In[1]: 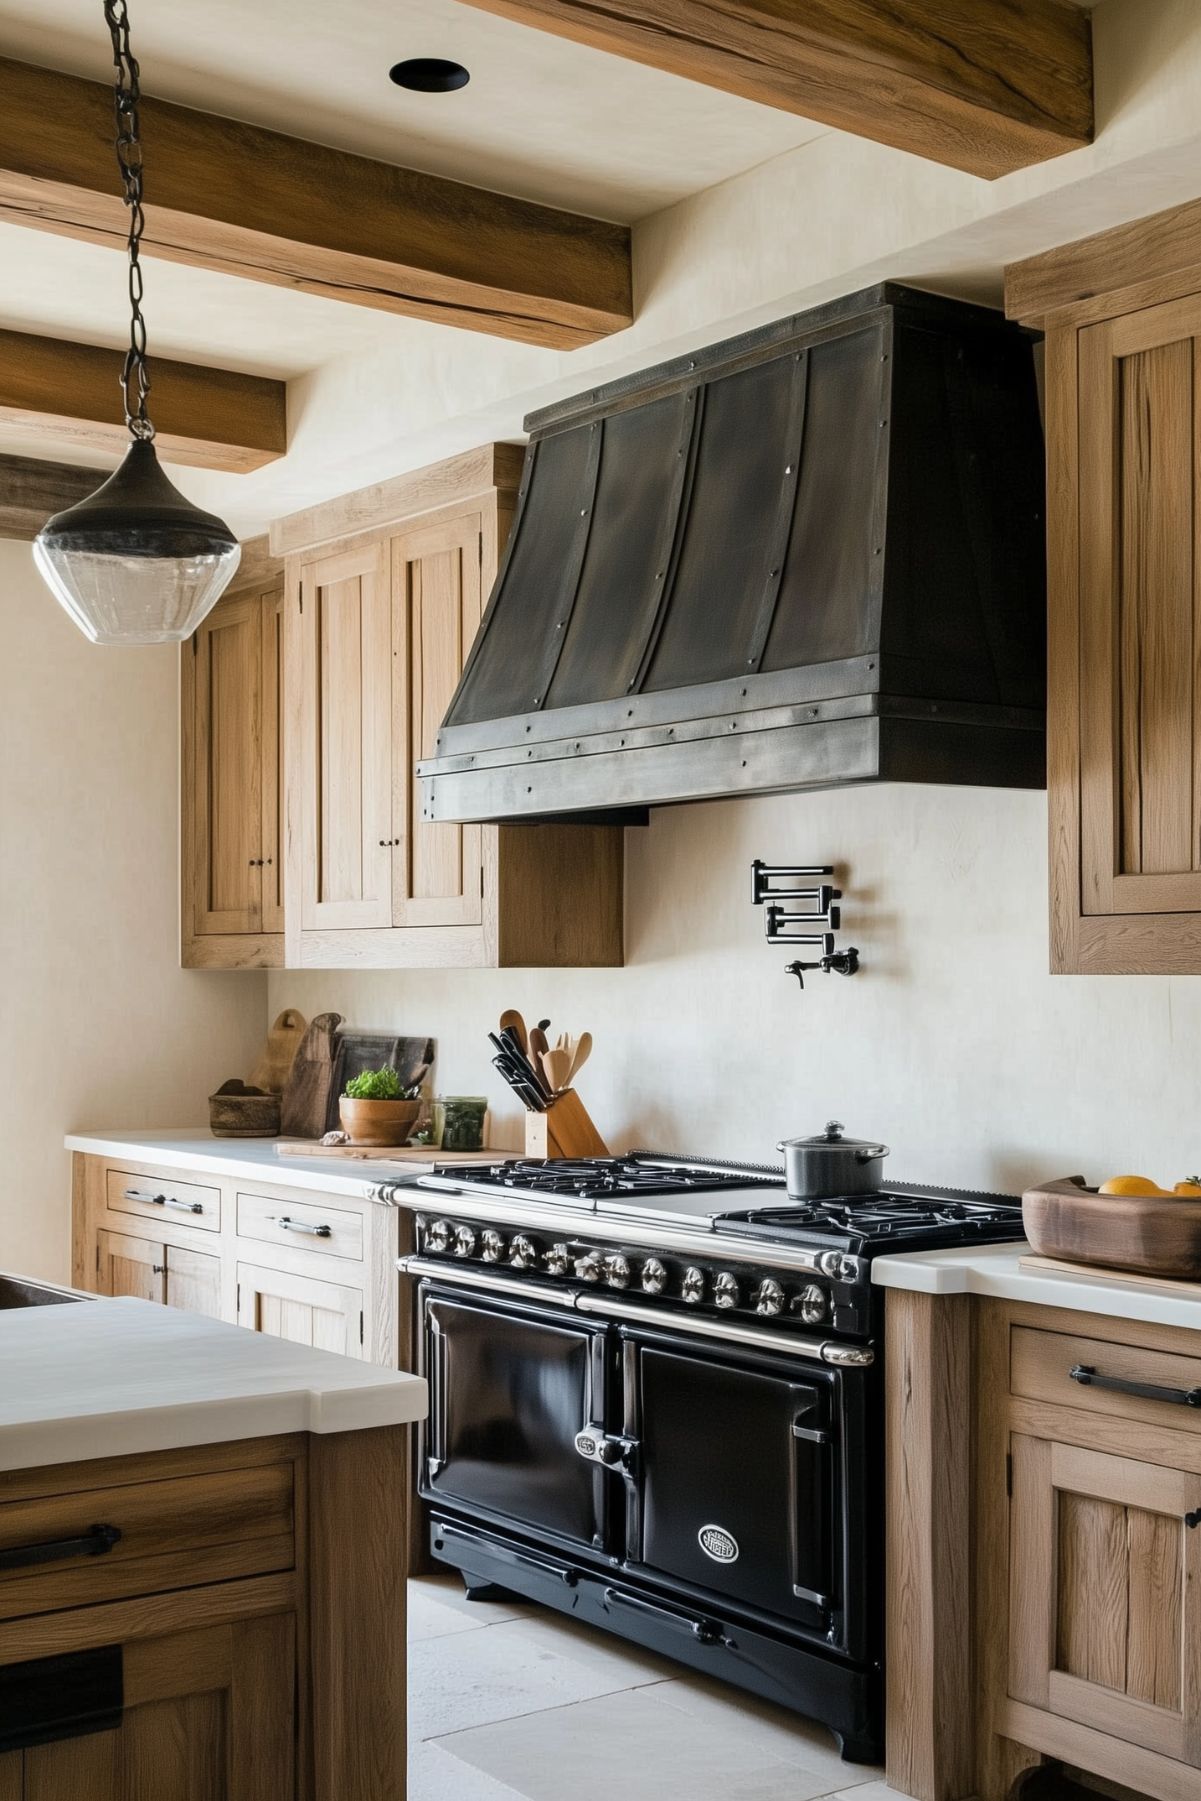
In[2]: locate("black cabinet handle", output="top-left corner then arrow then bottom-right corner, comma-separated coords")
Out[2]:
1069,1363 -> 1201,1408
275,1216 -> 332,1238
0,1524 -> 121,1572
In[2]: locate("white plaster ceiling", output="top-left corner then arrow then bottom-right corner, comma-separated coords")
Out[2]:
0,0 -> 828,222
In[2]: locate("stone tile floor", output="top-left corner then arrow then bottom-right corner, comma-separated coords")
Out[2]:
407,1576 -> 908,1801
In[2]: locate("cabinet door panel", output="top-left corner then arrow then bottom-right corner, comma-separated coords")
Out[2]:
1009,1432 -> 1201,1765
97,1230 -> 165,1305
260,589 -> 285,935
393,515 -> 483,928
22,1617 -> 294,1801
1079,298 -> 1201,917
298,541 -> 392,930
164,1245 -> 222,1319
237,1261 -> 365,1359
193,594 -> 263,934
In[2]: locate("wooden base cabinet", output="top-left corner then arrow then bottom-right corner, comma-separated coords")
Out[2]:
274,443 -> 624,970
0,1429 -> 408,1800
74,1156 -> 399,1371
976,1299 -> 1201,1800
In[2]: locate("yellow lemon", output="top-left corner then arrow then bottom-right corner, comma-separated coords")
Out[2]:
1174,1180 -> 1201,1197
1098,1175 -> 1166,1197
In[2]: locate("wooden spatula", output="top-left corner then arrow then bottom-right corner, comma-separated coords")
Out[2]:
567,1031 -> 593,1084
499,1010 -> 528,1055
540,1048 -> 574,1094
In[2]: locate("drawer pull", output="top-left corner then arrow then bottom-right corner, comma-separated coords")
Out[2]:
1069,1363 -> 1201,1408
124,1188 -> 203,1216
275,1216 -> 332,1238
1187,1509 -> 1201,1530
0,1523 -> 122,1572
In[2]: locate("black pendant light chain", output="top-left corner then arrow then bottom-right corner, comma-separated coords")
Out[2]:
104,0 -> 154,441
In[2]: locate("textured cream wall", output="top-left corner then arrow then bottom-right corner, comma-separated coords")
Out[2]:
0,539 -> 267,1280
269,782 -> 1201,1196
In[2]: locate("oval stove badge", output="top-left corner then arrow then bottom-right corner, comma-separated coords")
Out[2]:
698,1524 -> 739,1565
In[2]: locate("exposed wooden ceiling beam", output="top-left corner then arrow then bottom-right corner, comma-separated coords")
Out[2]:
0,329 -> 287,472
453,0 -> 1093,180
0,57 -> 631,351
0,453 -> 103,539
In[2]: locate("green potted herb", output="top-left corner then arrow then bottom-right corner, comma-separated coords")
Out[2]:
338,1067 -> 423,1146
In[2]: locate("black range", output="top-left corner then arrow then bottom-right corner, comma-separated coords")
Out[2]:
392,1148 -> 1025,1765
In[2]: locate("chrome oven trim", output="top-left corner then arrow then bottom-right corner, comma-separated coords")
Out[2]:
399,1256 -> 873,1367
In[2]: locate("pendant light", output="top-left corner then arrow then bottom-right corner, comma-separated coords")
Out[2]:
33,0 -> 240,644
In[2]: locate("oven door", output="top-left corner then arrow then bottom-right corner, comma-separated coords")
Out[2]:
418,1280 -> 611,1556
615,1323 -> 872,1660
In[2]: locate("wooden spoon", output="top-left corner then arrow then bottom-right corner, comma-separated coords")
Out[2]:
567,1032 -> 593,1084
499,1010 -> 528,1055
527,1027 -> 553,1097
540,1048 -> 574,1094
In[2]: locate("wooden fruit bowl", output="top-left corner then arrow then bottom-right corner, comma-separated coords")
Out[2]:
1023,1176 -> 1201,1279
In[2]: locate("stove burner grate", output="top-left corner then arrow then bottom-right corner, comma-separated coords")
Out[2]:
430,1156 -> 766,1201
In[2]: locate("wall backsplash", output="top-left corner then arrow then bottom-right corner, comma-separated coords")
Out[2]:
268,781 -> 1201,1195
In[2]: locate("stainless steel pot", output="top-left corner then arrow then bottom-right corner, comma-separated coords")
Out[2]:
777,1121 -> 890,1199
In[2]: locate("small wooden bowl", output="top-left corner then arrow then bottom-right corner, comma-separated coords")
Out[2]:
209,1081 -> 281,1138
338,1097 -> 421,1147
1023,1176 -> 1201,1279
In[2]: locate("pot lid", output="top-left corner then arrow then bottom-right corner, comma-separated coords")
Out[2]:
777,1120 -> 890,1155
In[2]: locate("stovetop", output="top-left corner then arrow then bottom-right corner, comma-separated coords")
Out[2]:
418,1154 -> 1024,1252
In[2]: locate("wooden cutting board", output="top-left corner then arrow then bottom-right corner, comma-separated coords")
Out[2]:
274,1141 -> 503,1164
1019,1253 -> 1201,1296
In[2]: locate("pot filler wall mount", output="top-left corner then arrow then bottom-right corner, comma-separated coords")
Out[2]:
752,858 -> 860,991
417,282 -> 1046,825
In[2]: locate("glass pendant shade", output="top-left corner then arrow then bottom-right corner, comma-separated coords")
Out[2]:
33,439 -> 241,645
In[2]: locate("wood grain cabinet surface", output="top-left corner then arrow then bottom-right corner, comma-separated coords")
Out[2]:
976,1298 -> 1201,1801
180,538 -> 285,971
1008,206 -> 1201,972
276,442 -> 624,970
0,1428 -> 408,1800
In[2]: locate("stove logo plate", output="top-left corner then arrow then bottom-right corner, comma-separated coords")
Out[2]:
698,1524 -> 739,1565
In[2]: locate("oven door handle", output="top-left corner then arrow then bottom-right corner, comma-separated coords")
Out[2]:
575,1293 -> 874,1367
400,1256 -> 578,1310
426,1313 -> 449,1481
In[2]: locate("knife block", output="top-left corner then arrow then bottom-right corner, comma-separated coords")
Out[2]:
525,1089 -> 609,1160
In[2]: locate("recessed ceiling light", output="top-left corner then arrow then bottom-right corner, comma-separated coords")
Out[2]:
389,58 -> 470,93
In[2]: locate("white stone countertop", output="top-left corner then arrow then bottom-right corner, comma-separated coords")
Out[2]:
873,1242 -> 1201,1334
64,1129 -> 437,1200
0,1289 -> 427,1473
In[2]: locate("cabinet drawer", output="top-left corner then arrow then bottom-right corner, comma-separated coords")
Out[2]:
1011,1325 -> 1201,1431
0,1461 -> 294,1621
236,1190 -> 364,1261
106,1168 -> 221,1232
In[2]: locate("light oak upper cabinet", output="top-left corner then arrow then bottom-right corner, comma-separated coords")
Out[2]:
180,538 -> 285,969
274,443 -> 624,970
1008,206 -> 1201,972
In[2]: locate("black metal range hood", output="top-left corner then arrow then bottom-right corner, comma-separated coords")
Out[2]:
419,284 -> 1046,824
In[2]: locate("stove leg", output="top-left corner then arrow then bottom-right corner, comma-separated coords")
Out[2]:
460,1570 -> 516,1604
836,1732 -> 883,1766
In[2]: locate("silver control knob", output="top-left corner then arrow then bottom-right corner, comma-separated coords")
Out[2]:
574,1252 -> 604,1283
509,1234 -> 538,1270
640,1257 -> 668,1295
797,1283 -> 828,1325
452,1224 -> 476,1258
713,1272 -> 740,1310
681,1266 -> 705,1304
755,1278 -> 785,1317
480,1228 -> 505,1263
424,1219 -> 452,1254
604,1254 -> 631,1289
544,1242 -> 571,1276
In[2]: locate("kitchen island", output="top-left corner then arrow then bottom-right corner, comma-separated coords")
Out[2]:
0,1280 -> 425,1799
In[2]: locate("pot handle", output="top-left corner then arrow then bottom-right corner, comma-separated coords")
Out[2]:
855,1145 -> 889,1163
